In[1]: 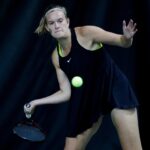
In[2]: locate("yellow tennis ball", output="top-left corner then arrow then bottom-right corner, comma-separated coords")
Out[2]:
71,76 -> 83,88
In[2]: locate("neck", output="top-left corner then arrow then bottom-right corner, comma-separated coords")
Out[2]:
57,29 -> 71,52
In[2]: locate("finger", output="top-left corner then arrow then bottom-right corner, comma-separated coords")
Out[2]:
123,20 -> 126,27
133,23 -> 137,31
122,20 -> 127,31
130,19 -> 133,23
24,103 -> 31,114
128,19 -> 134,28
130,29 -> 138,37
133,29 -> 138,35
25,113 -> 32,119
25,103 -> 31,108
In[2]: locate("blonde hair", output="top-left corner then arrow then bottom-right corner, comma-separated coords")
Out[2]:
35,5 -> 67,35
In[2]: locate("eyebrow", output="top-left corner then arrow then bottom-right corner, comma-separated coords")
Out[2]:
47,17 -> 63,23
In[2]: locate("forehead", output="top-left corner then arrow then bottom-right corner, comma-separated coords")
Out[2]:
46,10 -> 66,21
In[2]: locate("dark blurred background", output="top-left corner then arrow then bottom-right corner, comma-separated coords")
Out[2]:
0,0 -> 149,149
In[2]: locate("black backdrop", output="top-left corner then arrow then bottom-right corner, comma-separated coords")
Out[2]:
0,0 -> 149,149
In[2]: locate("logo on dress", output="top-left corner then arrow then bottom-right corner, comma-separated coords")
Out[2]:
67,58 -> 71,63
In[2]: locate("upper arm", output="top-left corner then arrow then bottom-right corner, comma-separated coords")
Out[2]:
51,49 -> 71,91
77,26 -> 123,47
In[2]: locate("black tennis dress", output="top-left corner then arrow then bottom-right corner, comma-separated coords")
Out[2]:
57,28 -> 139,137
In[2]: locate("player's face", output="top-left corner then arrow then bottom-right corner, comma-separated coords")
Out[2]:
45,10 -> 70,39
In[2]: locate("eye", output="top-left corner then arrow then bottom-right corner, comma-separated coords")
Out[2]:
48,22 -> 54,25
58,19 -> 63,23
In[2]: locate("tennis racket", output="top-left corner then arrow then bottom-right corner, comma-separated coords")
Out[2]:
13,104 -> 46,142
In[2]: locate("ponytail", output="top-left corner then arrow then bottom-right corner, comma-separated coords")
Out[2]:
34,16 -> 47,35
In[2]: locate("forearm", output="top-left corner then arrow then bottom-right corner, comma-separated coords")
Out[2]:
31,90 -> 70,107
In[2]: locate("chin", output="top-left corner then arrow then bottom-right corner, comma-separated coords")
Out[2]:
54,33 -> 66,39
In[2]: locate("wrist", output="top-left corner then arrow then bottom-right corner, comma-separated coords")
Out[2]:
30,100 -> 39,107
121,35 -> 133,47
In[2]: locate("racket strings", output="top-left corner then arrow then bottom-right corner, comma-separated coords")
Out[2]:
13,121 -> 46,142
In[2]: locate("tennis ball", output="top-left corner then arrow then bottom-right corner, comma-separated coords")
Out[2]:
71,76 -> 83,88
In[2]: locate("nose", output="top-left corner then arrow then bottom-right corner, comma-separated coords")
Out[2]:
54,22 -> 59,28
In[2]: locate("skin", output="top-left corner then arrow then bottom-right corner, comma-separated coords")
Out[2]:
24,9 -> 142,150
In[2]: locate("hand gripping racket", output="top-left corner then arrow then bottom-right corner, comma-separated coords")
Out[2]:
13,104 -> 46,142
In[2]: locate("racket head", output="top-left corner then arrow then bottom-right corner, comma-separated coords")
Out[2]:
13,120 -> 46,142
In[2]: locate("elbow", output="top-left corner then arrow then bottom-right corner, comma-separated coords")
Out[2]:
65,93 -> 71,101
61,86 -> 71,101
60,80 -> 71,101
64,88 -> 71,101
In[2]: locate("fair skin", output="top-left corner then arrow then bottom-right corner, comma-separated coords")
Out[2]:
24,8 -> 142,150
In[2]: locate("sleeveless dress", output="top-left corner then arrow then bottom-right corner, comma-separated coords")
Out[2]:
57,29 -> 139,137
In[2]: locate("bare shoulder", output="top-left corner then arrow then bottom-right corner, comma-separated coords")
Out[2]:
75,26 -> 106,42
75,26 -> 104,36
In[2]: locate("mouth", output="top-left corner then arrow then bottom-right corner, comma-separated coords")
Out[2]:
55,30 -> 62,33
